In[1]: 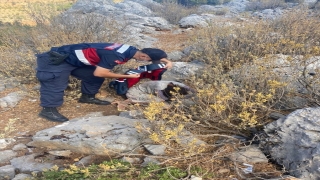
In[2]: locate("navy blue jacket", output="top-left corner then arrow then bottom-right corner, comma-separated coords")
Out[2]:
50,43 -> 138,69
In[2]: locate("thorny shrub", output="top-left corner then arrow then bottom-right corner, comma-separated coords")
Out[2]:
190,9 -> 320,67
187,9 -> 320,71
144,1 -> 198,24
134,9 -> 320,178
184,8 -> 320,127
135,99 -> 207,157
133,99 -> 248,178
133,95 -> 281,178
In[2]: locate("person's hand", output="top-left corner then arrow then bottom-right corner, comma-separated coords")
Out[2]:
164,61 -> 173,69
160,58 -> 173,69
126,74 -> 140,78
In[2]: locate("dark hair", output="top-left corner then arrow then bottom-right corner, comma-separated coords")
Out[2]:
141,48 -> 167,61
162,83 -> 188,100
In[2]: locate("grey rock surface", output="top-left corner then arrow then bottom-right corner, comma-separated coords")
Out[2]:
179,14 -> 209,28
10,154 -> 54,173
28,116 -> 150,156
0,91 -> 26,109
229,145 -> 268,164
12,174 -> 33,180
162,61 -> 205,81
144,144 -> 166,155
261,107 -> 320,179
0,138 -> 16,150
65,0 -> 170,48
0,150 -> 18,163
0,165 -> 15,180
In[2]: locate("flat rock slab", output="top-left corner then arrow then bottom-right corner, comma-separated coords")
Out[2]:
28,116 -> 150,156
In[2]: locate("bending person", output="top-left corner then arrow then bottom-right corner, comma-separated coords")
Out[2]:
36,43 -> 172,122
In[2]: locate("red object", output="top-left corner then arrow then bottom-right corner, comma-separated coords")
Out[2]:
126,68 -> 166,88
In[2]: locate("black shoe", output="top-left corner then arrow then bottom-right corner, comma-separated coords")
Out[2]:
39,107 -> 69,122
78,94 -> 111,105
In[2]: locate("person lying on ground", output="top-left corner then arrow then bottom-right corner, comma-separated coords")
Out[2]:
113,81 -> 196,110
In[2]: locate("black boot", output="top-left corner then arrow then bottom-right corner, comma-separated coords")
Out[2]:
78,94 -> 111,105
39,107 -> 69,122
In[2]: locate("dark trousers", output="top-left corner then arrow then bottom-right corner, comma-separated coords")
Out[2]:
36,52 -> 105,107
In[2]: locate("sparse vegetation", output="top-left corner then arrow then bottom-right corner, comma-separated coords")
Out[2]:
246,0 -> 288,11
39,160 -> 191,180
132,5 -> 320,179
0,118 -> 18,138
1,0 -> 320,179
0,0 -> 76,25
145,1 -> 198,24
154,0 -> 232,6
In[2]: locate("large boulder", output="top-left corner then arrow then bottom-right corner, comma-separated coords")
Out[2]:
260,107 -> 320,179
63,0 -> 171,48
28,116 -> 151,156
161,61 -> 205,81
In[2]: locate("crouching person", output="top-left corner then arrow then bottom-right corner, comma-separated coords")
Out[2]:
36,43 -> 172,122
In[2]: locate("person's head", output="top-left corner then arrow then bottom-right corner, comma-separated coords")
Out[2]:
133,48 -> 167,62
162,83 -> 189,100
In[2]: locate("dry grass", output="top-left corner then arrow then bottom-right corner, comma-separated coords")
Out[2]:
0,2 -> 131,83
0,0 -> 76,25
145,2 -> 198,24
152,30 -> 192,52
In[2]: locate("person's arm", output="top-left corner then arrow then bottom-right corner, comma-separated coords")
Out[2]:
95,49 -> 140,78
94,66 -> 140,78
160,58 -> 173,69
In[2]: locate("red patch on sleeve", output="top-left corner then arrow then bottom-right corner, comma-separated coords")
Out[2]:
114,60 -> 126,64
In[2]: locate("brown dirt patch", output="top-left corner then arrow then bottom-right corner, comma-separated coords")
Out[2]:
0,82 -> 124,168
152,29 -> 192,52
0,83 -> 122,138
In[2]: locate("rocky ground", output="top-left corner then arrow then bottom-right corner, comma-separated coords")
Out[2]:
0,22 -> 300,180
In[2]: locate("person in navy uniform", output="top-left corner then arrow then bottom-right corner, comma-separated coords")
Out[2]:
36,43 -> 172,122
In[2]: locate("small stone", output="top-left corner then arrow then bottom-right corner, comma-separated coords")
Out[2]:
190,175 -> 202,180
144,144 -> 166,155
12,143 -> 27,151
48,150 -> 72,157
121,157 -> 140,164
218,169 -> 230,174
